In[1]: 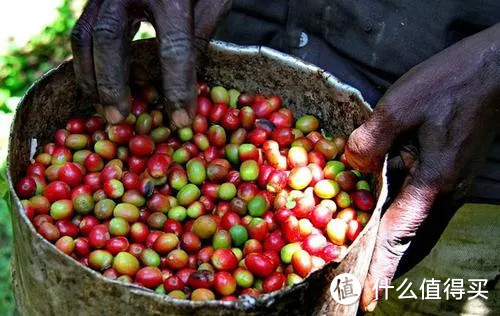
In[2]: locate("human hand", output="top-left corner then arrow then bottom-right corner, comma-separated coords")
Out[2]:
344,24 -> 499,312
71,0 -> 232,127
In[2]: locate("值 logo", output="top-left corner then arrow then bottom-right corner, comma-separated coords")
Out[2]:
330,273 -> 362,305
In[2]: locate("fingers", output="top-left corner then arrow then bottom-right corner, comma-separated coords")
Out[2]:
344,108 -> 400,173
75,0 -> 231,127
360,168 -> 439,312
146,0 -> 196,128
345,92 -> 424,173
93,0 -> 133,123
193,0 -> 233,52
71,0 -> 104,100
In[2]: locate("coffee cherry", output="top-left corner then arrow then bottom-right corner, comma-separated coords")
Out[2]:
105,236 -> 129,255
113,203 -> 140,223
43,181 -> 71,203
178,127 -> 194,142
136,113 -> 153,135
346,219 -> 362,241
108,124 -> 133,144
314,179 -> 340,199
211,86 -> 229,104
357,212 -> 371,227
109,218 -> 130,236
191,288 -> 215,301
104,179 -> 124,199
247,195 -> 268,217
287,273 -> 303,286
233,267 -> 254,288
88,224 -> 110,249
85,115 -> 105,133
212,230 -> 232,250
295,115 -> 319,133
218,183 -> 237,201
326,218 -> 348,245
16,177 -> 36,198
89,250 -> 113,270
323,161 -> 345,179
73,194 -> 95,215
351,190 -> 375,211
147,212 -> 167,230
335,171 -> 357,192
94,140 -> 117,160
208,125 -> 226,147
240,160 -> 259,181
186,158 -> 206,185
280,243 -> 301,264
211,248 -> 238,271
113,252 -> 140,276
147,154 -> 171,179
164,249 -> 189,270
235,92 -> 252,106
55,236 -> 75,255
188,269 -> 214,289
66,118 -> 86,134
192,215 -> 217,239
177,184 -> 201,206
288,166 -> 313,190
291,250 -> 312,277
245,253 -> 274,277
229,225 -> 248,247
221,108 -> 240,131
233,107 -> 253,131
315,139 -> 338,160
247,218 -> 269,242
129,135 -> 155,157
136,267 -> 163,288
214,271 -> 237,296
263,272 -> 285,293
50,199 -> 73,220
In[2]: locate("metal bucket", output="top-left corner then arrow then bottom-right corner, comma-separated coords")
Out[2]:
7,40 -> 387,315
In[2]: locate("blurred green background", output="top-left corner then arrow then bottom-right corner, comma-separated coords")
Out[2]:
0,1 -> 497,315
0,1 -> 82,313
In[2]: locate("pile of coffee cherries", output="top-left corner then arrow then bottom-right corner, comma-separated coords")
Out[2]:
16,83 -> 375,301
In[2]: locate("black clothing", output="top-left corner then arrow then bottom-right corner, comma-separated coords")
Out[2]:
215,0 -> 500,201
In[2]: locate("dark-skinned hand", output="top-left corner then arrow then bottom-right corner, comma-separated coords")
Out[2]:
344,24 -> 499,312
71,0 -> 232,127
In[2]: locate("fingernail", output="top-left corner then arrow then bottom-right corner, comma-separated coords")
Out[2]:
171,109 -> 191,129
103,106 -> 125,124
366,300 -> 378,312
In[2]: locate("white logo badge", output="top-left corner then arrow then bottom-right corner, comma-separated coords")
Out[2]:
330,273 -> 362,305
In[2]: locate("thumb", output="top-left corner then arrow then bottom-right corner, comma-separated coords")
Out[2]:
360,169 -> 439,312
345,88 -> 426,173
345,107 -> 403,173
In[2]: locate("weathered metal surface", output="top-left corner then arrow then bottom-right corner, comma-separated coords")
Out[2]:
8,39 -> 387,316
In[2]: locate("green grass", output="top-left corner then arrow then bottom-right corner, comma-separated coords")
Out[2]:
0,161 -> 14,315
0,0 -> 76,114
0,1 -> 77,313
